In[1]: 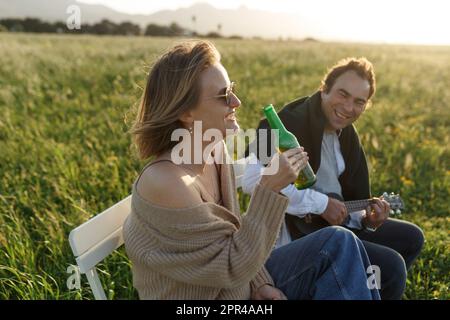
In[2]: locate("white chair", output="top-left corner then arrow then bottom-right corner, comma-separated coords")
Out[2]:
68,158 -> 249,300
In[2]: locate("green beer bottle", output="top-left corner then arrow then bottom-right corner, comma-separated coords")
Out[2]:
263,104 -> 316,190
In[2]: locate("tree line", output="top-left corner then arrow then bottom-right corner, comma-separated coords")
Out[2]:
0,18 -> 240,39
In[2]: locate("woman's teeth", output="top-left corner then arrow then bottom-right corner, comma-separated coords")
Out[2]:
225,113 -> 236,121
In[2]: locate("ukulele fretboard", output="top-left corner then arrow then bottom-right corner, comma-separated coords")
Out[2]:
344,199 -> 374,212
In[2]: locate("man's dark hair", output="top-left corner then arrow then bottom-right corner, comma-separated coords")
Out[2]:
320,57 -> 376,100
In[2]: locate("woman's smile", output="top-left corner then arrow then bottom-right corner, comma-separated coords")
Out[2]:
224,111 -> 237,121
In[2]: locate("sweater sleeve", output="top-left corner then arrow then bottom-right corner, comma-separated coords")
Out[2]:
250,266 -> 274,293
242,155 -> 328,215
127,183 -> 288,289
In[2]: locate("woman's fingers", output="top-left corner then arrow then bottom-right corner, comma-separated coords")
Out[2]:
287,150 -> 307,164
282,147 -> 303,158
291,152 -> 308,170
283,148 -> 304,163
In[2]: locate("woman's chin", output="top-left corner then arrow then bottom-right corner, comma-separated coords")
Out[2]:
225,120 -> 240,135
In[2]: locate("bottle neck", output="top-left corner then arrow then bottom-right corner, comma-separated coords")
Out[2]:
264,105 -> 288,134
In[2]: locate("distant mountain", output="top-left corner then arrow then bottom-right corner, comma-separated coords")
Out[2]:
0,0 -> 315,39
145,3 -> 314,39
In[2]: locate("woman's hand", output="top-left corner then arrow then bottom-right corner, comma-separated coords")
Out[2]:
252,284 -> 287,300
259,147 -> 308,193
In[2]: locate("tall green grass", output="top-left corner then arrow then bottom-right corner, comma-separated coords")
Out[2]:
0,34 -> 448,299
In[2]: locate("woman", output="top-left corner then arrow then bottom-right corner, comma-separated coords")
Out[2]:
123,40 -> 380,300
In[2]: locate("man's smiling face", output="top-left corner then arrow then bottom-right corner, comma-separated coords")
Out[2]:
320,70 -> 370,131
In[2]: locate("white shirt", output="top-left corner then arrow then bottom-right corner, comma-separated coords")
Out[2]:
242,132 -> 365,249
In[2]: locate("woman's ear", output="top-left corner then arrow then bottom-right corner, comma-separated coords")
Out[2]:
179,110 -> 195,130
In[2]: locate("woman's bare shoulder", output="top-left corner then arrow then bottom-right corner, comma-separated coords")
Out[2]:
136,161 -> 203,209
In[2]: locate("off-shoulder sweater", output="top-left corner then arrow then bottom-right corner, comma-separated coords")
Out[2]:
123,153 -> 289,299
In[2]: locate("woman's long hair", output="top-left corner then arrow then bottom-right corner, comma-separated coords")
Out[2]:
132,40 -> 220,159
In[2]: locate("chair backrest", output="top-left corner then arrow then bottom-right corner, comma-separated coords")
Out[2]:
68,196 -> 131,300
68,158 -> 248,300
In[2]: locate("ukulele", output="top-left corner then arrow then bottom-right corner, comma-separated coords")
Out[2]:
285,192 -> 405,239
340,192 -> 405,216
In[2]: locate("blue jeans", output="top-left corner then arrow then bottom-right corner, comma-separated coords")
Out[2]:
285,216 -> 424,299
353,218 -> 424,299
265,226 -> 381,300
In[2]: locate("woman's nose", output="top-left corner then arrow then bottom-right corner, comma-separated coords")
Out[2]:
230,92 -> 241,109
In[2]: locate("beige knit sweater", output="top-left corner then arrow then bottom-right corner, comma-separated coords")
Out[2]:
123,153 -> 289,300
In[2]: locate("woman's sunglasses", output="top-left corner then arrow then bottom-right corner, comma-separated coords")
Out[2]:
211,81 -> 236,106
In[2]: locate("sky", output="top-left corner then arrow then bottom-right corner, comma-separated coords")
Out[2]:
78,0 -> 450,45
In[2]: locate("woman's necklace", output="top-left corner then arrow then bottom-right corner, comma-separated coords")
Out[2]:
180,162 -> 221,203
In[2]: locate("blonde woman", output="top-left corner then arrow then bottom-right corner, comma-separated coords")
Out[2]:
123,40 -> 380,300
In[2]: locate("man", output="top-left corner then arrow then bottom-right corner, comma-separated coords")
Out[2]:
242,57 -> 424,299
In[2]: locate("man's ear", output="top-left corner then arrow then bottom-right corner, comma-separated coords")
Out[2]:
179,110 -> 195,129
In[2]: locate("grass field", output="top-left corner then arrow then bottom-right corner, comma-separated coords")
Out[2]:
0,33 -> 448,300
